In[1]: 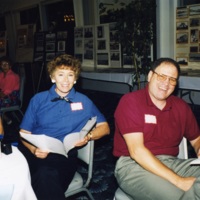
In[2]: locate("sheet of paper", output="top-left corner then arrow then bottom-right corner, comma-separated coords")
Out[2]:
63,116 -> 97,153
19,132 -> 66,156
19,116 -> 97,156
190,158 -> 200,165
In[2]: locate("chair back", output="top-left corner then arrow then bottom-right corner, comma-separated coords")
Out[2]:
78,140 -> 94,164
77,140 -> 94,187
18,75 -> 25,109
177,137 -> 188,159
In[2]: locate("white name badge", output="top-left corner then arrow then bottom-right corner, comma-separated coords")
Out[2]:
71,102 -> 83,111
145,114 -> 157,124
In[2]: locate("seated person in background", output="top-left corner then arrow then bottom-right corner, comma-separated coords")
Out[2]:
0,56 -> 20,124
18,54 -> 110,200
113,57 -> 200,200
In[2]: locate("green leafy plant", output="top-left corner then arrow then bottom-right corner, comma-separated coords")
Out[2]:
106,0 -> 156,89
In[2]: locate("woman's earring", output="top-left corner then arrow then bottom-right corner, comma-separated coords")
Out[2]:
52,80 -> 55,83
74,81 -> 76,84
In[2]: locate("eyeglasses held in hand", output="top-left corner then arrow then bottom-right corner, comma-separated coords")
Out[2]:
152,70 -> 177,86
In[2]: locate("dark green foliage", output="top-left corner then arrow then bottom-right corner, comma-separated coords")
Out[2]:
106,0 -> 156,88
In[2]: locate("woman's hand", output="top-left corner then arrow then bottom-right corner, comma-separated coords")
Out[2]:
34,148 -> 49,159
74,135 -> 89,147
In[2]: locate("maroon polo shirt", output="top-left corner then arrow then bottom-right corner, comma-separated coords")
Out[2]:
113,85 -> 200,157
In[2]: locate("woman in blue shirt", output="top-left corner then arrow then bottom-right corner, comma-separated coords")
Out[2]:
18,54 -> 110,200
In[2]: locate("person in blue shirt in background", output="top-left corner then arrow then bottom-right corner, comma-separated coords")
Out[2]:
18,54 -> 110,200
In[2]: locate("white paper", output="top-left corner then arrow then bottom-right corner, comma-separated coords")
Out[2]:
190,158 -> 200,165
19,117 -> 97,156
19,133 -> 67,156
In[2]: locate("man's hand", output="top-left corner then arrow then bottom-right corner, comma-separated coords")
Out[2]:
176,176 -> 196,191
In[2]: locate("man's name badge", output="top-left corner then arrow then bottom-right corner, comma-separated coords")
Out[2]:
145,114 -> 157,124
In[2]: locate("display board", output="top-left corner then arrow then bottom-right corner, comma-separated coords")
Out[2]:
0,31 -> 7,57
33,31 -> 68,62
15,24 -> 36,62
176,4 -> 200,69
74,23 -> 122,69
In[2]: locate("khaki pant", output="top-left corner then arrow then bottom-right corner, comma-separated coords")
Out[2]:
115,155 -> 200,200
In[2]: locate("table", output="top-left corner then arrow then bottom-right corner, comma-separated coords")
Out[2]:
0,146 -> 37,200
80,70 -> 138,94
179,75 -> 200,90
81,71 -> 134,86
179,75 -> 200,105
80,71 -> 200,104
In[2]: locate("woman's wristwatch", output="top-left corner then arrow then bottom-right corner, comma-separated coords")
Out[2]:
87,132 -> 93,141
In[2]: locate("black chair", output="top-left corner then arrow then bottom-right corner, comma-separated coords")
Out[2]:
1,75 -> 25,122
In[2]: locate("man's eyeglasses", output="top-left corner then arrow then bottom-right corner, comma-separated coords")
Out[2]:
152,70 -> 178,86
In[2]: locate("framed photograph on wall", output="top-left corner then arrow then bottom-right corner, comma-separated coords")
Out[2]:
190,18 -> 200,27
189,53 -> 200,62
190,46 -> 198,52
57,41 -> 66,51
176,32 -> 188,44
176,8 -> 188,18
46,52 -> 55,61
189,5 -> 200,15
176,57 -> 188,65
46,41 -> 55,52
176,21 -> 188,30
190,29 -> 199,43
57,31 -> 67,40
45,33 -> 56,41
97,0 -> 131,24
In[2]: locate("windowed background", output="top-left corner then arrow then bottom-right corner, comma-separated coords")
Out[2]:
45,1 -> 75,31
20,6 -> 41,31
0,15 -> 6,31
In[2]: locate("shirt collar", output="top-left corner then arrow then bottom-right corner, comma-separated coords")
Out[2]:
49,84 -> 76,102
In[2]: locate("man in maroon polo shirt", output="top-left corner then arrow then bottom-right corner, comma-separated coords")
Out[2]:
114,57 -> 200,200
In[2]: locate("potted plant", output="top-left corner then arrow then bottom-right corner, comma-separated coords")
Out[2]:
106,0 -> 156,89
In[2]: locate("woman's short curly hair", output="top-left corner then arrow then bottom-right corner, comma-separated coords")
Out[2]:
47,54 -> 81,79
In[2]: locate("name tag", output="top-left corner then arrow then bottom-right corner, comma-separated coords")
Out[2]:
145,114 -> 157,124
71,102 -> 83,111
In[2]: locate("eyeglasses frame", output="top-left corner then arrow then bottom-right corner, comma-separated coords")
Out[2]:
152,70 -> 178,86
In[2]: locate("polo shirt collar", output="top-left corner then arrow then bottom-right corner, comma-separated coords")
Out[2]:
49,84 -> 76,102
145,84 -> 172,110
4,69 -> 12,75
